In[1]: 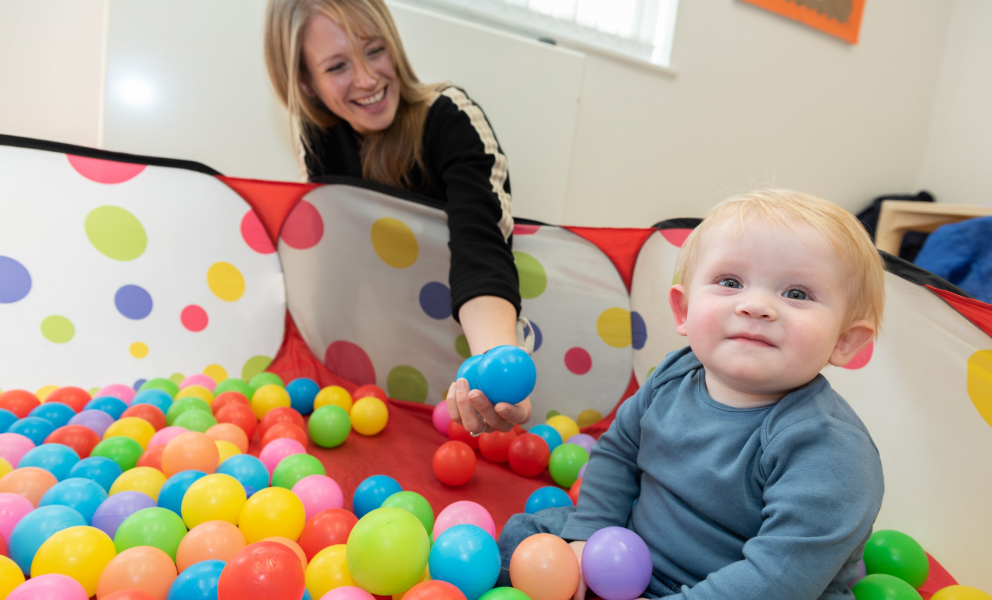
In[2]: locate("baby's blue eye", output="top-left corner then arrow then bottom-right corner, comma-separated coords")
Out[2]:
719,278 -> 741,289
784,289 -> 808,300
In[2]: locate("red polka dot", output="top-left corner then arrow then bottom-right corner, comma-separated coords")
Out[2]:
181,305 -> 208,332
842,341 -> 873,370
241,210 -> 276,254
660,228 -> 693,248
324,340 -> 376,386
281,200 -> 324,250
564,347 -> 592,375
67,154 -> 146,184
514,224 -> 541,235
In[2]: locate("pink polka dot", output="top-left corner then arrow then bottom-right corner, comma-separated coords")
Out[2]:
842,341 -> 873,370
241,210 -> 276,254
660,228 -> 693,248
281,200 -> 324,250
181,305 -> 209,332
67,154 -> 146,184
324,340 -> 376,386
564,347 -> 592,375
514,224 -> 541,235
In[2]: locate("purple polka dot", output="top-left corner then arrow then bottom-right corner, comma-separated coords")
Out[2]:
114,284 -> 153,319
631,311 -> 647,350
0,256 -> 31,303
133,378 -> 147,391
418,282 -> 451,320
524,321 -> 543,352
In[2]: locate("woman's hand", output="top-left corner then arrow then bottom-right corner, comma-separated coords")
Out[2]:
446,378 -> 532,435
570,540 -> 587,600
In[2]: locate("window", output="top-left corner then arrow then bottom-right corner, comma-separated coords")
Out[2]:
401,0 -> 680,68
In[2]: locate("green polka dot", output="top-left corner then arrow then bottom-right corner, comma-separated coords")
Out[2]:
242,355 -> 272,382
546,410 -> 560,420
85,206 -> 147,261
455,335 -> 471,359
514,251 -> 547,299
41,316 -> 74,343
647,366 -> 656,377
672,272 -> 680,285
169,372 -> 185,386
386,365 -> 428,403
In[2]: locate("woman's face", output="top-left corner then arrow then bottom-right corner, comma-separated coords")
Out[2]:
301,13 -> 400,135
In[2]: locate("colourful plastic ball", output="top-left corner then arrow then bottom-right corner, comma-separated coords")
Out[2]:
352,385 -> 386,402
181,374 -> 217,392
509,533 -> 579,600
215,378 -> 253,397
104,417 -> 156,449
568,479 -> 582,505
0,492 -> 34,543
31,525 -> 117,596
0,554 -> 25,596
68,409 -> 115,438
215,440 -> 241,463
433,501 -> 495,542
0,433 -> 35,469
0,467 -> 56,507
507,433 -> 550,477
456,356 -> 483,390
448,422 -> 480,450
287,378 -> 320,415
304,544 -> 355,598
91,491 -> 157,539
258,406 -> 305,438
176,521 -> 246,572
173,409 -> 218,434
9,505 -> 87,574
852,573 -> 925,600
260,422 -> 308,450
404,580 -> 468,600
582,526 -> 652,600
352,475 -> 402,519
85,397 -> 128,420
91,436 -> 144,472
346,507 -> 430,596
432,402 -> 452,435
931,586 -> 992,600
96,384 -> 136,404
45,425 -> 101,459
478,587 -> 531,600
251,385 -> 292,421
212,391 -> 250,416
478,429 -> 516,463
308,406 -> 351,448
166,398 -> 212,427
8,573 -> 88,600
114,507 -> 187,561
44,387 -> 91,413
8,418 -> 55,447
120,404 -> 167,431
0,392 -> 39,419
476,346 -> 536,405
350,397 -> 388,436
249,373 -> 285,394
182,473 -> 248,528
433,441 -> 476,486
548,443 -> 589,488
157,470 -> 207,516
259,438 -> 306,477
0,409 -> 18,434
176,385 -> 214,406
161,432 -> 219,477
131,389 -> 174,415
216,454 -> 269,497
525,487 -> 573,514
136,445 -> 166,471
291,475 -> 343,521
299,508 -> 357,562
863,530 -> 930,589
109,466 -> 167,502
96,545 -> 177,600
38,477 -> 107,523
68,456 -> 121,493
429,524 -> 501,600
18,443 -> 79,481
272,454 -> 326,490
215,403 -> 258,438
150,426 -> 190,448
545,415 -> 579,443
218,541 -> 304,600
238,487 -> 306,543
205,423 -> 249,453
313,386 -> 353,413
28,402 -> 75,429
320,586 -> 374,600
167,559 -> 225,600
528,425 -> 562,453
381,491 -> 434,535
141,378 -> 179,398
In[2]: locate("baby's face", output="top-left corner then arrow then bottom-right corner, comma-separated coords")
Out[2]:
674,218 -> 855,399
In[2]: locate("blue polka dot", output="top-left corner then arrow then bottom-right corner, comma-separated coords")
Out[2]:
524,321 -> 543,352
419,281 -> 451,320
0,256 -> 31,303
631,311 -> 647,350
133,378 -> 147,391
115,285 -> 153,320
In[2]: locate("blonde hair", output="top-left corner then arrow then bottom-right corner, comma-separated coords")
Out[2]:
674,189 -> 885,334
264,0 -> 445,189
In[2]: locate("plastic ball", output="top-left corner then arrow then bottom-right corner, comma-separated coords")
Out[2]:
447,422 -> 480,450
92,491 -> 157,539
18,443 -> 79,481
181,375 -> 217,392
352,475 -> 402,519
148,426 -> 188,449
404,580 -> 468,600
137,445 -> 166,471
215,403 -> 258,438
525,487 -> 573,514
96,384 -> 136,403
478,588 -> 531,600
215,378 -> 253,398
218,541 -> 304,600
103,588 -> 158,600
308,406 -> 351,449
527,425 -> 562,453
215,440 -> 241,463
8,418 -> 55,447
287,379 -> 320,415
509,533 -> 579,600
352,385 -> 386,402
68,409 -> 116,438
456,355 -> 483,391
92,436 -> 144,472
0,493 -> 34,544
165,398 -> 211,427
131,390 -> 173,416
120,404 -> 167,431
548,444 -> 589,488
251,385 -> 292,421
96,545 -> 177,600
852,573 -> 925,600
176,521 -> 246,572
44,387 -> 90,413
321,586 -> 375,600
157,470 -> 207,517
259,438 -> 306,477
0,433 -> 35,468
85,397 -> 128,420
931,586 -> 992,600
172,409 -> 218,434
292,475 -> 343,521
109,466 -> 167,502
38,477 -> 107,523
350,398 -> 388,436
314,387 -> 353,413
7,573 -> 87,600
305,544 -> 356,598
141,378 -> 179,398
259,408 -> 307,442
0,468 -> 57,506
433,441 -> 476,486
433,501 -> 495,542
381,491 -> 434,536
261,536 -> 307,572
299,509 -> 358,562
216,455 -> 269,498
0,459 -> 10,480
0,391 -> 40,419
476,346 -> 536,405
0,554 -> 24,597
568,479 -> 582,505
45,425 -> 101,459
581,526 -> 652,600
114,507 -> 187,561
261,422 -> 308,450
9,505 -> 86,574
238,487 -> 306,543
507,434 -> 550,477
161,432 -> 219,477
478,430 -> 516,463
429,524 -> 500,600
432,402 -> 452,435
212,391 -> 250,416
565,434 -> 595,455
28,403 -> 74,429
105,417 -> 157,450
181,473 -> 247,528
31,525 -> 116,596
544,416 -> 579,443
249,373 -> 285,393
0,409 -> 17,435
346,507 -> 430,596
863,530 -> 929,589
176,385 -> 214,406
205,423 -> 249,453
167,559 -> 225,600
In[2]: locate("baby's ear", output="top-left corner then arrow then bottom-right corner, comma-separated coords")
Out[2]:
669,285 -> 688,337
828,319 -> 875,367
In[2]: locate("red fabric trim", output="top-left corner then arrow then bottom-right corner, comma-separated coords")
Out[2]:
563,227 -> 656,293
918,552 -> 958,599
581,371 -> 642,438
218,176 -> 318,243
926,285 -> 992,339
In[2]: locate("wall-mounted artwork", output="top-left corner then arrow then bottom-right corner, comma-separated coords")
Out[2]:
740,0 -> 865,44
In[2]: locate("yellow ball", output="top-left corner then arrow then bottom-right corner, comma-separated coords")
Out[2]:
31,525 -> 117,596
0,555 -> 25,598
181,473 -> 247,529
251,385 -> 292,420
314,386 -> 353,413
177,384 -> 215,406
109,466 -> 167,501
576,409 -> 603,428
215,440 -> 242,463
932,586 -> 992,600
305,544 -> 356,599
104,416 -> 157,450
350,397 -> 388,436
238,486 -> 305,543
0,458 -> 12,480
546,415 -> 580,442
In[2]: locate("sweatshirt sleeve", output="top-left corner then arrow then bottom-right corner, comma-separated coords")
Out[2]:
428,88 -> 521,322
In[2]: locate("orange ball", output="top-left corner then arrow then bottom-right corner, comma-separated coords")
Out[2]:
137,444 -> 166,471
176,520 -> 247,572
260,422 -> 308,449
161,432 -> 219,477
0,466 -> 57,506
402,581 -> 466,600
96,545 -> 177,600
258,407 -> 305,440
45,386 -> 91,413
206,423 -> 249,453
568,479 -> 582,505
260,536 -> 307,571
509,533 -> 580,600
212,392 -> 250,416
216,403 -> 258,439
120,404 -> 167,431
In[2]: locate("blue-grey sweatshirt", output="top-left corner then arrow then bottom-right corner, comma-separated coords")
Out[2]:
560,347 -> 884,599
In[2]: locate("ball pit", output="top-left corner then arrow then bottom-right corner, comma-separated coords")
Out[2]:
524,487 -> 573,514
433,501 -> 496,542
432,401 -> 452,435
214,440 -> 241,463
250,373 -> 285,393
92,436 -> 144,472
215,403 -> 257,438
211,391 -> 250,415
0,555 -> 25,598
0,434 -> 34,470
448,422 -> 479,450
176,385 -> 214,405
259,437 -> 307,477
352,385 -> 386,402
478,430 -> 516,463
169,558 -> 225,599
215,378 -> 253,397
161,432 -> 219,477
7,573 -> 87,600
140,379 -> 179,398
29,403 -> 74,429
0,391 -> 40,419
251,385 -> 292,420
96,384 -> 135,404
105,417 -> 156,450
0,410 -> 18,436
137,445 -> 166,470
148,426 -> 187,449
321,586 -> 375,600
205,423 -> 249,453
864,529 -> 930,589
381,491 -> 434,535
261,421 -> 308,449
305,543 -> 355,598
175,520 -> 247,572
404,580 -> 468,600
507,434 -> 550,477
110,466 -> 167,501
8,418 -> 55,447
547,443 -> 588,488
44,388 -> 91,413
165,398 -> 211,427
475,346 -> 536,405
114,507 -> 187,561
18,444 -> 79,481
479,588 -> 530,600
180,374 -> 217,392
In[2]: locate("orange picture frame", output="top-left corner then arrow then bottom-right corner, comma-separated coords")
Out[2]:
740,0 -> 865,44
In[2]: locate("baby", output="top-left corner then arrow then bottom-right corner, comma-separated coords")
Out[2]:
497,189 -> 886,599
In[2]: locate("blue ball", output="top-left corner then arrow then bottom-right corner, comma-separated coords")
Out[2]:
28,402 -> 75,429
525,486 -> 574,514
476,345 -> 536,405
18,443 -> 79,481
216,455 -> 269,498
158,470 -> 207,516
8,505 -> 86,575
0,408 -> 17,433
287,378 -> 320,416
352,475 -> 402,518
528,424 -> 562,453
302,590 -> 312,600
167,558 -> 224,600
8,417 -> 55,446
84,396 -> 128,420
131,389 -> 173,415
68,456 -> 122,493
429,524 -> 501,600
456,355 -> 483,390
39,477 -> 108,524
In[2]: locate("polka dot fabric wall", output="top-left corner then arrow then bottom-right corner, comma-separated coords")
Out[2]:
0,145 -> 285,389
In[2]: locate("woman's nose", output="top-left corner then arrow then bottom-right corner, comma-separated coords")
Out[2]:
353,64 -> 377,89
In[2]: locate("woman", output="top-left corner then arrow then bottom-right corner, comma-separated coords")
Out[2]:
264,0 -> 531,434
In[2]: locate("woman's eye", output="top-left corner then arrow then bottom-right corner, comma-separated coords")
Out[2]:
718,278 -> 741,289
326,62 -> 346,73
784,289 -> 808,300
367,46 -> 385,57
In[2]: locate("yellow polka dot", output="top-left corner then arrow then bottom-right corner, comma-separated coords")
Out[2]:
597,307 -> 632,348
35,385 -> 59,401
577,409 -> 603,428
207,262 -> 245,302
204,364 -> 228,383
371,218 -> 418,268
130,342 -> 149,358
967,349 -> 992,428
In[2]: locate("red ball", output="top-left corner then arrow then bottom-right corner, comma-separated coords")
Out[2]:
403,581 -> 467,600
45,387 -> 90,413
216,403 -> 258,438
45,425 -> 101,458
507,433 -> 550,477
218,541 -> 305,600
212,391 -> 250,416
478,429 -> 517,463
433,441 -> 476,486
0,390 -> 40,418
352,384 -> 387,402
137,444 -> 166,470
568,478 -> 582,505
260,422 -> 308,449
447,422 -> 479,450
258,407 -> 305,440
102,591 -> 157,600
298,508 -> 358,561
120,404 -> 167,431
0,532 -> 7,556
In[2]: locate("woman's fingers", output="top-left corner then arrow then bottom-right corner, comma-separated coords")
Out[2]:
495,398 -> 532,426
468,389 -> 509,432
454,378 -> 487,435
445,382 -> 460,422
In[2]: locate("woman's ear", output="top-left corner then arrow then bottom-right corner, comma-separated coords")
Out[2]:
828,319 -> 875,367
669,284 -> 688,337
300,72 -> 316,98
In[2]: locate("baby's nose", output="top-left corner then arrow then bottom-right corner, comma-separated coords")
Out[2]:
736,298 -> 777,319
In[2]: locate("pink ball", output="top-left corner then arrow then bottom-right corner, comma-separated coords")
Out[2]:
0,433 -> 36,468
96,384 -> 136,405
148,426 -> 189,448
180,374 -> 216,392
0,493 -> 38,543
432,402 -> 451,436
258,438 -> 307,477
432,500 -> 495,541
7,573 -> 89,600
320,587 -> 376,600
292,475 -> 344,521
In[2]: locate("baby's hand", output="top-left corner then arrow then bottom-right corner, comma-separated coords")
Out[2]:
569,540 -> 587,600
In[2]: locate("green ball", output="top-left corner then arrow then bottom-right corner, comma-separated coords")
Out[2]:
140,377 -> 179,398
271,453 -> 326,489
381,491 -> 434,535
214,378 -> 253,397
548,443 -> 589,488
172,409 -> 218,433
480,588 -> 532,600
114,507 -> 188,561
864,530 -> 930,588
249,373 -> 284,394
347,507 -> 430,596
852,574 -> 923,600
91,436 -> 144,471
165,397 -> 212,426
308,405 -> 351,448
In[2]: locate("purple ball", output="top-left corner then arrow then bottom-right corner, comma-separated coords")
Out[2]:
577,463 -> 587,479
67,409 -> 115,438
567,433 -> 596,454
581,526 -> 653,600
91,491 -> 156,538
848,559 -> 867,590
